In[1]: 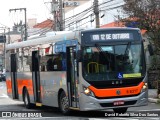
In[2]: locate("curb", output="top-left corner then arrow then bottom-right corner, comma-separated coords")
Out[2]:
148,98 -> 160,103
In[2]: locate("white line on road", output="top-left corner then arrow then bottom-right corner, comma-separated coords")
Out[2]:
0,93 -> 8,98
148,118 -> 160,120
89,118 -> 139,120
1,117 -> 159,120
89,118 -> 109,120
134,109 -> 160,111
0,117 -> 86,120
133,117 -> 160,120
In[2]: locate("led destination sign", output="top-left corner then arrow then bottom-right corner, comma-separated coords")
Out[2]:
91,33 -> 133,41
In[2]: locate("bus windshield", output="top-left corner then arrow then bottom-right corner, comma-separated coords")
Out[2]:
82,43 -> 145,81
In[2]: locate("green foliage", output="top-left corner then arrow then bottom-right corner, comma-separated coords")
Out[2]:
120,0 -> 160,52
148,55 -> 160,70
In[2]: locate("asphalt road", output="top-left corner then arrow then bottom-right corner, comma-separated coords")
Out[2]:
0,81 -> 160,120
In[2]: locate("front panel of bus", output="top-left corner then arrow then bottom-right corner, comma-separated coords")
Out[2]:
78,28 -> 147,111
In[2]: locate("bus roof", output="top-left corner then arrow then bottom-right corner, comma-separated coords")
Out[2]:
6,31 -> 80,50
6,27 -> 140,50
81,27 -> 141,33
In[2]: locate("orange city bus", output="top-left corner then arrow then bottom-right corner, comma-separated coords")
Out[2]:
5,28 -> 147,114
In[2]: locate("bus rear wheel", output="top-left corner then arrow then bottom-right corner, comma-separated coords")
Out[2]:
23,89 -> 33,109
59,91 -> 70,115
113,107 -> 128,114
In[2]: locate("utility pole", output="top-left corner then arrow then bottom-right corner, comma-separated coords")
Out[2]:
51,0 -> 64,31
93,0 -> 100,28
9,8 -> 27,41
7,28 -> 10,44
52,0 -> 58,31
59,0 -> 64,31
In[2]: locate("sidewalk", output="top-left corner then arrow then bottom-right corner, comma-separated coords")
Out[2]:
148,89 -> 160,103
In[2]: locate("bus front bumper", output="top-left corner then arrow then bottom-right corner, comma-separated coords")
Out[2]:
79,91 -> 148,111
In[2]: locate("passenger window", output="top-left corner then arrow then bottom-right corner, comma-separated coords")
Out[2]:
40,53 -> 65,71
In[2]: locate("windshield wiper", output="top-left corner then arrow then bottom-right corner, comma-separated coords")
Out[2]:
95,43 -> 111,64
124,42 -> 131,55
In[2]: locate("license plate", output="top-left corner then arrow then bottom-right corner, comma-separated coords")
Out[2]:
113,101 -> 124,106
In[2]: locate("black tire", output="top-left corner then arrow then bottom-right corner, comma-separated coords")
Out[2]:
113,107 -> 128,114
59,91 -> 70,115
23,89 -> 33,109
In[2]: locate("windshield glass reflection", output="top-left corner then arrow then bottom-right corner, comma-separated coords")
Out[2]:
82,44 -> 144,81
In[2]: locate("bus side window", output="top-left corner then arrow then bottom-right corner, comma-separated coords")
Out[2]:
41,65 -> 45,71
45,55 -> 63,71
25,56 -> 32,72
47,57 -> 54,71
53,54 -> 62,71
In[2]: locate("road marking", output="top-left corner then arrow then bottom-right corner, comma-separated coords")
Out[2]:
89,118 -> 110,120
135,109 -> 160,111
148,118 -> 160,120
128,117 -> 160,120
3,117 -> 159,120
89,118 -> 160,120
112,118 -> 138,120
89,118 -> 139,120
0,93 -> 8,98
0,117 -> 87,120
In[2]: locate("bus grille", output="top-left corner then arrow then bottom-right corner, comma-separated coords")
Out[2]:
95,94 -> 140,99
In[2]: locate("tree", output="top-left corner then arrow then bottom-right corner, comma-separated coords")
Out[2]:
121,0 -> 160,51
119,0 -> 160,96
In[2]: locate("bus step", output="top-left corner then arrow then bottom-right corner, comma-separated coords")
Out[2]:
69,107 -> 80,110
36,102 -> 42,107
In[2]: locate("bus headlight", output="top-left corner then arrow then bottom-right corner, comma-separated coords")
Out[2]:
83,86 -> 95,97
141,83 -> 148,93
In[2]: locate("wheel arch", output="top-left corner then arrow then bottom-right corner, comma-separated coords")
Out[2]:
58,88 -> 65,107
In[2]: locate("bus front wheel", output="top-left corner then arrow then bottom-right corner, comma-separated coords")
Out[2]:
113,107 -> 128,114
59,91 -> 70,115
23,89 -> 33,109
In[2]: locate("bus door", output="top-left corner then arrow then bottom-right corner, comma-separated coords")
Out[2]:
10,54 -> 18,99
66,46 -> 79,109
32,51 -> 41,106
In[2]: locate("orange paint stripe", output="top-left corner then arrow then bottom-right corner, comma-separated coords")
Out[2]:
17,79 -> 34,95
89,82 -> 144,98
6,79 -> 12,94
6,79 -> 34,95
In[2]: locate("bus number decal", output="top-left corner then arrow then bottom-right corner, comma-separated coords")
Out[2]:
126,89 -> 138,94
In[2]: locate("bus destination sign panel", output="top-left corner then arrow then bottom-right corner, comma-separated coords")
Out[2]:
91,33 -> 133,41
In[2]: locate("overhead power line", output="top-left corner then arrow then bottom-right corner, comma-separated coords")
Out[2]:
9,8 -> 27,41
64,0 -> 114,24
65,4 -> 123,29
30,0 -> 122,34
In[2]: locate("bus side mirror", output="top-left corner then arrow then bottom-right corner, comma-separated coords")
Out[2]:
77,50 -> 82,62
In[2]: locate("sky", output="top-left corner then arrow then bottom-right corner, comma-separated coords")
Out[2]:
64,0 -> 124,30
0,0 -> 124,30
0,0 -> 52,28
